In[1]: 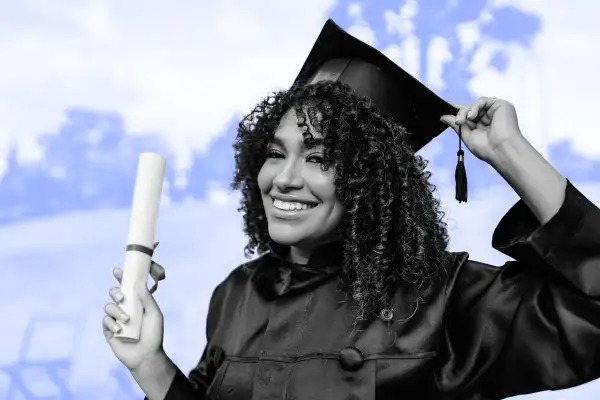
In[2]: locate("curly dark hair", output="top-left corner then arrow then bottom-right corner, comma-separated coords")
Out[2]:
231,80 -> 452,323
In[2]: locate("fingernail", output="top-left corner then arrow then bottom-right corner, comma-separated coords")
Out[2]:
120,314 -> 129,323
112,325 -> 121,333
116,293 -> 123,302
467,110 -> 473,118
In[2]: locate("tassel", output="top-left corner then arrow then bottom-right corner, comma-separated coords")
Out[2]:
455,125 -> 468,203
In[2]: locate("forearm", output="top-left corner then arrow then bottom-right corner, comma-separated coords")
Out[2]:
131,350 -> 177,400
490,136 -> 567,224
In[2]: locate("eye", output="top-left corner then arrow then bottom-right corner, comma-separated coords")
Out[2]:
306,153 -> 324,164
266,150 -> 284,159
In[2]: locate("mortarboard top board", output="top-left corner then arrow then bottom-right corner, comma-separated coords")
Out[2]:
292,19 -> 459,151
291,19 -> 469,202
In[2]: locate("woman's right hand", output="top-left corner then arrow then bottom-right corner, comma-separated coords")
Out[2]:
103,260 -> 166,372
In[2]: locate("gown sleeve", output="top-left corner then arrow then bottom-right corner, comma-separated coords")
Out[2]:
436,180 -> 600,399
144,284 -> 224,400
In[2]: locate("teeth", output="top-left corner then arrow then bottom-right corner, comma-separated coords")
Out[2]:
273,199 -> 314,211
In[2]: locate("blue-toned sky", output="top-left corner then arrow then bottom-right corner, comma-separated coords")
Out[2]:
1,1 -> 600,399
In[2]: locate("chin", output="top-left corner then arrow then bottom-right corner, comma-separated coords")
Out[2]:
268,227 -> 307,246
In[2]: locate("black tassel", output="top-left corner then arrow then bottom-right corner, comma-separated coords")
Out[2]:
455,125 -> 468,203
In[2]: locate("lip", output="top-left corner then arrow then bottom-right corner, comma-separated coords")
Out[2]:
270,193 -> 319,206
269,198 -> 318,220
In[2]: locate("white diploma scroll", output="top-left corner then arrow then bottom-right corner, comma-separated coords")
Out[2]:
114,152 -> 166,342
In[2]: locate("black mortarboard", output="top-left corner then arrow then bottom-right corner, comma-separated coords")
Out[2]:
292,19 -> 468,202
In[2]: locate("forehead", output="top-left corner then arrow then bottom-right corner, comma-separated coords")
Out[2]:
271,107 -> 324,145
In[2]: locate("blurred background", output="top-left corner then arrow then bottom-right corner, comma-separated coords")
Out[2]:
1,0 -> 599,399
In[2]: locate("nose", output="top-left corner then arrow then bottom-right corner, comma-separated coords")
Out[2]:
273,160 -> 304,191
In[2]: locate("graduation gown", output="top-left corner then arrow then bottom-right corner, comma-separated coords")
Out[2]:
158,181 -> 600,399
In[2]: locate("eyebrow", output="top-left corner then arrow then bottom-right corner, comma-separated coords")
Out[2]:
268,136 -> 324,148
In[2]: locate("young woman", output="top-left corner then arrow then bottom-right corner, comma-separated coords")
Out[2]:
102,20 -> 600,400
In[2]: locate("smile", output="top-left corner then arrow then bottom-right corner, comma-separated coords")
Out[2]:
272,198 -> 317,212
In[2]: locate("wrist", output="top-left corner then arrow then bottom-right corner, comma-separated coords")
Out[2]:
486,133 -> 566,223
130,350 -> 177,400
131,349 -> 176,387
488,134 -> 546,185
488,132 -> 530,169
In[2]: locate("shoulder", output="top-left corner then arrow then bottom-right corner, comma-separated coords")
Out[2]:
421,251 -> 502,307
205,252 -> 273,335
442,250 -> 519,290
440,250 -> 533,314
439,251 -> 470,286
209,252 -> 272,304
443,249 -> 535,286
443,251 -> 499,284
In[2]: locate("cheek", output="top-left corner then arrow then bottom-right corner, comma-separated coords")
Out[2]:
310,171 -> 338,205
331,198 -> 345,222
326,182 -> 345,219
318,197 -> 345,235
257,165 -> 271,192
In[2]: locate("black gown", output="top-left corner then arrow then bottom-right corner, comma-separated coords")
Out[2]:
156,181 -> 600,399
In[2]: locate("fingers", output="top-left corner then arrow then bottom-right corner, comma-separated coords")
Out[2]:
440,114 -> 476,133
109,286 -> 124,303
455,104 -> 471,125
138,284 -> 158,308
104,289 -> 130,338
440,97 -> 495,132
103,314 -> 122,334
463,97 -> 487,123
105,301 -> 130,324
137,284 -> 164,321
103,315 -> 119,339
106,257 -> 164,340
111,256 -> 165,316
455,97 -> 498,125
113,267 -> 123,283
440,114 -> 458,131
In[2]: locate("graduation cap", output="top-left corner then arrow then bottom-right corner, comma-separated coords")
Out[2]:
292,19 -> 468,203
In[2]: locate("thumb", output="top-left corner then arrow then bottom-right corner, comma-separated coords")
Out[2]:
440,115 -> 459,132
137,284 -> 159,315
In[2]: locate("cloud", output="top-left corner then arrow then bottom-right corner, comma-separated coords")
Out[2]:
0,0 -> 337,178
466,0 -> 600,160
346,3 -> 377,46
426,36 -> 453,91
383,2 -> 421,79
384,0 -> 418,38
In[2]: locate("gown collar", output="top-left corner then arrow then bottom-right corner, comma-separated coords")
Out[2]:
252,240 -> 343,299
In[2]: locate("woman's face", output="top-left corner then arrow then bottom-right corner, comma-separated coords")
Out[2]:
257,108 -> 344,249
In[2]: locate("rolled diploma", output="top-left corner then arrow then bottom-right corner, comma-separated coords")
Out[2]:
114,153 -> 166,341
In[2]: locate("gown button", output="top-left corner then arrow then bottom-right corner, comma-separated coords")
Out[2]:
339,346 -> 364,371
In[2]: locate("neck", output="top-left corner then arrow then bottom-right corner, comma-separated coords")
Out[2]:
287,233 -> 342,265
288,246 -> 312,265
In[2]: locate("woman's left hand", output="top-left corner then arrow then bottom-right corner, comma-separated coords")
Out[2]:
440,97 -> 525,165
